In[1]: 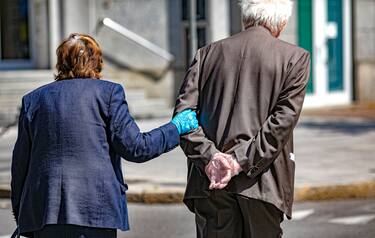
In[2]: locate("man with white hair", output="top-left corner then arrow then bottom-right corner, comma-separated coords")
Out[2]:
174,0 -> 310,237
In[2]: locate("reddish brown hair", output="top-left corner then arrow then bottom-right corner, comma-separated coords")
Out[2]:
55,33 -> 103,81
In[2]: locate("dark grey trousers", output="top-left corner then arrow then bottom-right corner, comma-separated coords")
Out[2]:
33,224 -> 116,238
193,190 -> 284,238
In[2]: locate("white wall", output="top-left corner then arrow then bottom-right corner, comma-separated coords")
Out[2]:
355,0 -> 375,102
208,0 -> 230,42
280,0 -> 297,44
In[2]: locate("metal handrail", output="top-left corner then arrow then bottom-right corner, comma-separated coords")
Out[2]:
96,18 -> 174,62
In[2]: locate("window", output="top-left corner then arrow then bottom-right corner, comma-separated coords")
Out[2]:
0,0 -> 30,60
184,27 -> 207,64
181,0 -> 208,67
182,0 -> 206,21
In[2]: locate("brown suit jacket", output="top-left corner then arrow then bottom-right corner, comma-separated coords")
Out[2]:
174,26 -> 310,218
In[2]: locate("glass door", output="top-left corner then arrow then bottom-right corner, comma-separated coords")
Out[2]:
298,0 -> 314,94
0,0 -> 33,69
327,0 -> 344,92
300,0 -> 352,108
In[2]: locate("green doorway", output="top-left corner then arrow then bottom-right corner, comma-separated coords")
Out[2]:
327,0 -> 344,91
297,0 -> 313,94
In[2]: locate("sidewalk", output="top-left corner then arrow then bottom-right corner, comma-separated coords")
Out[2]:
1,104 -> 375,202
302,102 -> 375,119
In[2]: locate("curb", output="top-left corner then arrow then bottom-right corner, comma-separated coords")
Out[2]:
1,181 -> 375,204
294,181 -> 375,201
0,185 -> 10,199
127,191 -> 184,204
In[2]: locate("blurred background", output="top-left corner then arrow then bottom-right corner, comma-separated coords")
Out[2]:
0,0 -> 375,237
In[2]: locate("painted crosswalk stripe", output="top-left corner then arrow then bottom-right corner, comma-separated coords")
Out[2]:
291,209 -> 315,221
329,214 -> 375,225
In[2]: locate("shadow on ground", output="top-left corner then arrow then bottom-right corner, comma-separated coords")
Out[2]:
299,120 -> 375,135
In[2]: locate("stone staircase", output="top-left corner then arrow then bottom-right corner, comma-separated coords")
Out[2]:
0,70 -> 172,128
0,70 -> 53,127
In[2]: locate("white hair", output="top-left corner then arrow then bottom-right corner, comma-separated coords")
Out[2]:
240,0 -> 293,34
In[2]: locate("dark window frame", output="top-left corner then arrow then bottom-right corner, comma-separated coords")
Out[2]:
181,0 -> 208,68
0,0 -> 31,60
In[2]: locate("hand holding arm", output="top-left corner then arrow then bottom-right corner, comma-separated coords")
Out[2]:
109,84 -> 183,163
171,109 -> 199,135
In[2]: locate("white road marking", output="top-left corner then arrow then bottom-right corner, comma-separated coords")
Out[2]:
0,235 -> 12,238
329,214 -> 375,225
292,209 -> 315,220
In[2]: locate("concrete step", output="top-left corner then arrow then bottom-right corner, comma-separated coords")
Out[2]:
0,71 -> 53,126
0,89 -> 146,103
127,96 -> 172,119
0,71 -> 171,125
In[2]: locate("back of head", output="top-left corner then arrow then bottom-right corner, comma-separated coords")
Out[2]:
55,33 -> 103,81
240,0 -> 293,37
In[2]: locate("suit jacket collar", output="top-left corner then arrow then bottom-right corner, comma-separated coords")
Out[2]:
244,25 -> 273,36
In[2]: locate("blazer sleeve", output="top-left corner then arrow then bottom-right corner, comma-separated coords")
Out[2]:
11,98 -> 32,223
109,84 -> 179,163
174,49 -> 221,170
232,52 -> 311,179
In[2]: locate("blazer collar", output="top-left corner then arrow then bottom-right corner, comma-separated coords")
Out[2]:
244,25 -> 273,36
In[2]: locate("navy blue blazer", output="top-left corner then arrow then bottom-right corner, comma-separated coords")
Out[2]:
11,79 -> 179,236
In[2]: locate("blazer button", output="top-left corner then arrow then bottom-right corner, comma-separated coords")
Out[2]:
247,166 -> 258,175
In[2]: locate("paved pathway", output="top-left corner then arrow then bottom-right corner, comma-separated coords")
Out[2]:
1,115 -> 375,194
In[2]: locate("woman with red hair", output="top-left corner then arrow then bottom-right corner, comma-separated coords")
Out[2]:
11,33 -> 198,238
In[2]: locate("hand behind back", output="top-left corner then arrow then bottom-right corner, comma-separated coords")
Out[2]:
205,153 -> 243,190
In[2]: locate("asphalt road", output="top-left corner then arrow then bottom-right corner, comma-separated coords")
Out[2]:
1,198 -> 374,238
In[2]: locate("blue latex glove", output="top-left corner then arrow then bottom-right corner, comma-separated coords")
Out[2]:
171,109 -> 199,135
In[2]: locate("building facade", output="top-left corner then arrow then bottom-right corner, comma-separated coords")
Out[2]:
354,0 -> 375,102
0,0 -> 374,126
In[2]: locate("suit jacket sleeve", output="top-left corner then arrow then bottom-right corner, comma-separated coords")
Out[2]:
11,98 -> 32,223
109,84 -> 179,163
174,49 -> 221,170
233,52 -> 311,179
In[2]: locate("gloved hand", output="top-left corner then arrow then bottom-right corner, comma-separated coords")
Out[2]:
171,109 -> 199,135
205,153 -> 243,190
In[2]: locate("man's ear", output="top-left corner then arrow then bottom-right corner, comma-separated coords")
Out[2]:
276,21 -> 287,38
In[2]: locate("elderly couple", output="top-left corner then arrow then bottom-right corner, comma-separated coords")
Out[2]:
11,0 -> 310,237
